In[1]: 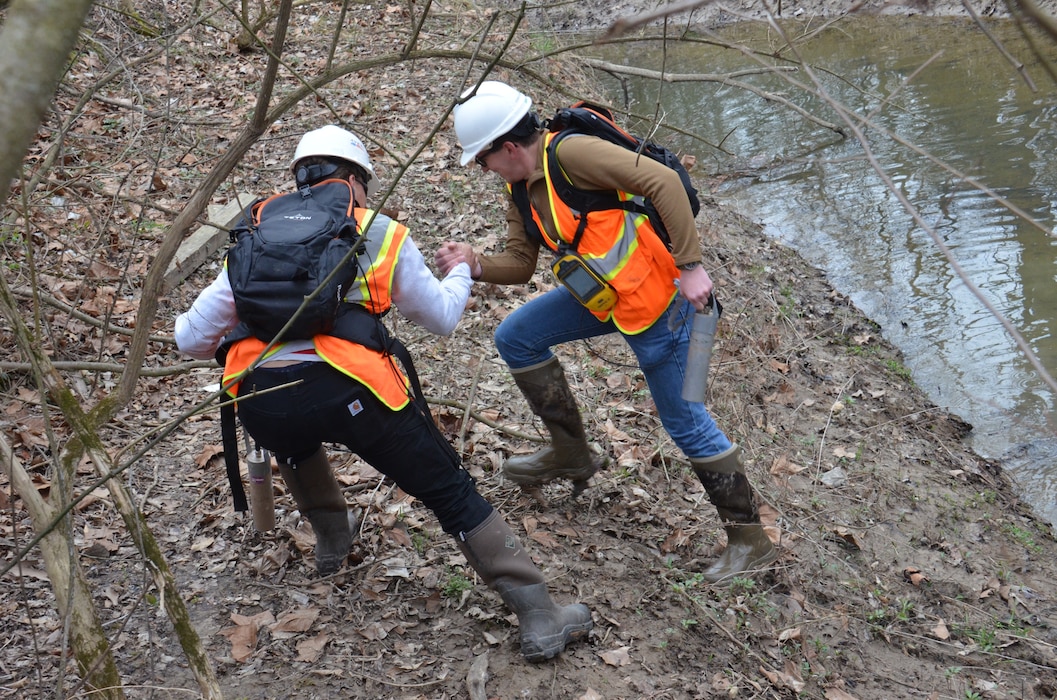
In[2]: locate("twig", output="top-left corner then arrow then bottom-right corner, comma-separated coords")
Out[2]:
427,396 -> 545,442
13,287 -> 175,342
458,360 -> 486,454
0,360 -> 215,377
963,0 -> 1037,91
815,376 -> 854,480
579,58 -> 845,135
600,0 -> 717,40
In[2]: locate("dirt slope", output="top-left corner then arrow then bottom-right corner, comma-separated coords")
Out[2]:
2,2 -> 1057,699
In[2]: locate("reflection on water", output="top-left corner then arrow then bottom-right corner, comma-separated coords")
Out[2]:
592,17 -> 1057,525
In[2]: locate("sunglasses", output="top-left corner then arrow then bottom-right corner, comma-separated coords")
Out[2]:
474,141 -> 505,168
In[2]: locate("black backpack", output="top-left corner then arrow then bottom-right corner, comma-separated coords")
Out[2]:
225,178 -> 367,344
215,178 -> 444,516
511,101 -> 701,250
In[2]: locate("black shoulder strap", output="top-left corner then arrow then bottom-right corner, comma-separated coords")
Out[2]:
510,137 -> 592,253
220,401 -> 248,513
544,119 -> 678,252
511,181 -> 544,246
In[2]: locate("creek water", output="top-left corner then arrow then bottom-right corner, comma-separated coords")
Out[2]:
590,16 -> 1057,526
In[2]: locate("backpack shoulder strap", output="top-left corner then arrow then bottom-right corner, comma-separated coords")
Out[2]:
510,182 -> 544,246
220,401 -> 248,513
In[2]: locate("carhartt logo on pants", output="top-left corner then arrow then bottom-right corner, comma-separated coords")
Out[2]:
348,399 -> 363,416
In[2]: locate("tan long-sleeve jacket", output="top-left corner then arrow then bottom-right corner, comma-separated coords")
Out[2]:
476,134 -> 701,284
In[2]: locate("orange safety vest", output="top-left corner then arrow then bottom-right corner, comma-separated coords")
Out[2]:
527,132 -> 679,333
222,208 -> 412,410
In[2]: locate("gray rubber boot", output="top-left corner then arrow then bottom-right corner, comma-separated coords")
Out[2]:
458,510 -> 593,662
503,357 -> 605,494
278,446 -> 354,576
691,444 -> 777,585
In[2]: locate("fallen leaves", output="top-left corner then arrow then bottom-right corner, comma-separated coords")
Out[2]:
761,660 -> 806,693
218,610 -> 273,662
770,453 -> 806,476
830,526 -> 863,550
218,607 -> 325,662
598,645 -> 631,666
902,566 -> 929,586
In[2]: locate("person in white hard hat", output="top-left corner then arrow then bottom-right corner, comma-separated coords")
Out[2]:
175,125 -> 593,662
436,82 -> 777,585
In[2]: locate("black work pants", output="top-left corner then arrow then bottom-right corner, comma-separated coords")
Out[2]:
236,361 -> 492,536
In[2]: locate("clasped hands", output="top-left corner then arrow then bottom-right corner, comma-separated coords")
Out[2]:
435,241 -> 481,278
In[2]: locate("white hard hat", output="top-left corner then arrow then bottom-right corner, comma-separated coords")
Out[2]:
454,81 -> 533,166
291,125 -> 379,197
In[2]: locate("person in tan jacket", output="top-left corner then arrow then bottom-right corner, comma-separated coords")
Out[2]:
436,82 -> 777,585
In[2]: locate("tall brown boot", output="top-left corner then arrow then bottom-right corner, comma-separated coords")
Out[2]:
279,446 -> 354,576
503,357 -> 604,493
691,444 -> 777,585
458,510 -> 593,662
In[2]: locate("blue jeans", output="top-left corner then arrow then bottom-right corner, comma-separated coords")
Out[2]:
494,288 -> 732,459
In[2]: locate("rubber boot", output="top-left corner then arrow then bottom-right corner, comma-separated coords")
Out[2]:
691,444 -> 777,585
278,446 -> 354,576
503,357 -> 604,494
458,510 -> 593,662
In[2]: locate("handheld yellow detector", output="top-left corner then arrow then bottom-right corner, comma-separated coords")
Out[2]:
551,254 -> 617,312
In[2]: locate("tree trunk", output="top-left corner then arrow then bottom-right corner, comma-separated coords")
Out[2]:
0,0 -> 96,207
0,435 -> 125,699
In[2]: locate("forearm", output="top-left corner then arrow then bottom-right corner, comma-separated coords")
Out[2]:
393,238 -> 472,335
476,204 -> 541,284
174,268 -> 238,359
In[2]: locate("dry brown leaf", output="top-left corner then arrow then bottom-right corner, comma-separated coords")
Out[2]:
218,611 -> 273,663
218,623 -> 257,662
270,608 -> 320,635
661,528 -> 690,553
194,444 -> 223,468
902,566 -> 929,586
599,646 -> 631,667
770,454 -> 806,475
761,660 -> 805,692
385,526 -> 412,548
604,418 -> 632,442
358,621 -> 391,641
529,530 -> 561,549
296,633 -> 329,663
832,526 -> 862,550
769,358 -> 790,373
759,503 -> 781,529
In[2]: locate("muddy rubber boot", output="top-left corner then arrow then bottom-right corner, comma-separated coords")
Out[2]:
691,444 -> 777,585
504,357 -> 605,495
458,510 -> 593,662
279,446 -> 354,576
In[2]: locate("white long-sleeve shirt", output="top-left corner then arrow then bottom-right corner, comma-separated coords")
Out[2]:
174,236 -> 471,361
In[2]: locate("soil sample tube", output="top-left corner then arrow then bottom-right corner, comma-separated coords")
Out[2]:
681,297 -> 719,403
246,446 -> 276,531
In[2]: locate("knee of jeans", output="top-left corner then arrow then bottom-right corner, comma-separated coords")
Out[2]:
494,318 -> 520,359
